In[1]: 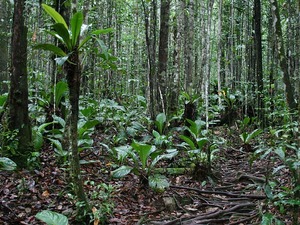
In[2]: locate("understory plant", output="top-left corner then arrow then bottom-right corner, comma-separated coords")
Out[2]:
111,140 -> 178,192
255,122 -> 300,225
239,117 -> 262,151
35,3 -> 113,218
179,119 -> 218,175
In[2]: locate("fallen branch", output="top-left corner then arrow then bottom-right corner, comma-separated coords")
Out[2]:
170,185 -> 266,199
163,202 -> 256,225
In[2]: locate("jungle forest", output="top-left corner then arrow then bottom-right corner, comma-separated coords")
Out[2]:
0,0 -> 300,224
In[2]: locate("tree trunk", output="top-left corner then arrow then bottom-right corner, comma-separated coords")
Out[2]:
0,0 -> 10,94
66,50 -> 89,214
142,0 -> 158,120
254,0 -> 264,124
270,0 -> 297,111
157,0 -> 170,115
9,0 -> 32,168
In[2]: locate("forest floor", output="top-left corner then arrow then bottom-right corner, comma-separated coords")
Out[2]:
0,127 -> 296,225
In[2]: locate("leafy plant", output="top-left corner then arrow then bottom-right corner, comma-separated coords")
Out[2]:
35,210 -> 68,225
155,112 -> 166,135
239,128 -> 262,151
111,140 -> 178,192
87,182 -> 115,224
0,157 -> 17,171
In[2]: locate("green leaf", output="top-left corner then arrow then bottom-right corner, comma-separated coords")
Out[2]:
113,145 -> 132,162
32,129 -> 44,151
111,165 -> 133,178
149,174 -> 169,192
179,135 -> 196,149
54,81 -> 68,106
71,12 -> 83,47
245,129 -> 262,143
274,147 -> 285,161
131,141 -> 154,170
52,23 -> 71,49
0,94 -> 7,107
261,213 -> 273,225
196,137 -> 209,149
34,44 -> 67,57
155,112 -> 166,134
151,149 -> 178,167
91,28 -> 114,35
42,4 -> 68,29
0,157 -> 17,171
35,210 -> 68,225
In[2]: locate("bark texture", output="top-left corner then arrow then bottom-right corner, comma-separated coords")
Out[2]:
9,0 -> 32,168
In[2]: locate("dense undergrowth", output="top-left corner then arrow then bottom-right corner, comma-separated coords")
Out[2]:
1,86 -> 300,224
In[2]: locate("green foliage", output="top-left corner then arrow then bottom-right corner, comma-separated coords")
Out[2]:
111,140 -> 178,191
35,210 -> 68,225
240,128 -> 263,145
0,157 -> 17,171
155,112 -> 166,135
0,93 -> 8,114
253,122 -> 300,222
261,213 -> 284,225
35,4 -> 113,67
0,126 -> 19,156
87,182 -> 115,224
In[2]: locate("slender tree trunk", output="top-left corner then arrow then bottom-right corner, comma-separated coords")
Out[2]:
270,0 -> 297,111
217,0 -> 223,105
254,0 -> 264,124
9,0 -> 32,168
142,0 -> 158,120
66,50 -> 89,214
0,0 -> 10,94
157,0 -> 170,115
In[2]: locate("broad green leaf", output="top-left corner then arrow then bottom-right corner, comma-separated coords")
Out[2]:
155,112 -> 166,134
245,129 -> 262,143
131,141 -> 154,170
264,184 -> 274,200
33,129 -> 43,151
71,12 -> 83,47
34,44 -> 67,57
0,94 -> 7,107
111,165 -> 133,178
48,138 -> 63,152
35,210 -> 68,225
52,115 -> 66,128
261,213 -> 273,225
54,81 -> 68,106
179,135 -> 196,149
52,23 -> 71,49
274,147 -> 285,161
42,4 -> 68,29
113,145 -> 132,162
149,174 -> 169,192
242,117 -> 251,126
0,157 -> 17,171
151,149 -> 178,167
197,137 -> 209,149
152,130 -> 160,138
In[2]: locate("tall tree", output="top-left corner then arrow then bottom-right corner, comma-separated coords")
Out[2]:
254,0 -> 264,123
0,0 -> 11,94
270,0 -> 297,111
9,0 -> 32,167
142,0 -> 158,120
157,0 -> 171,115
